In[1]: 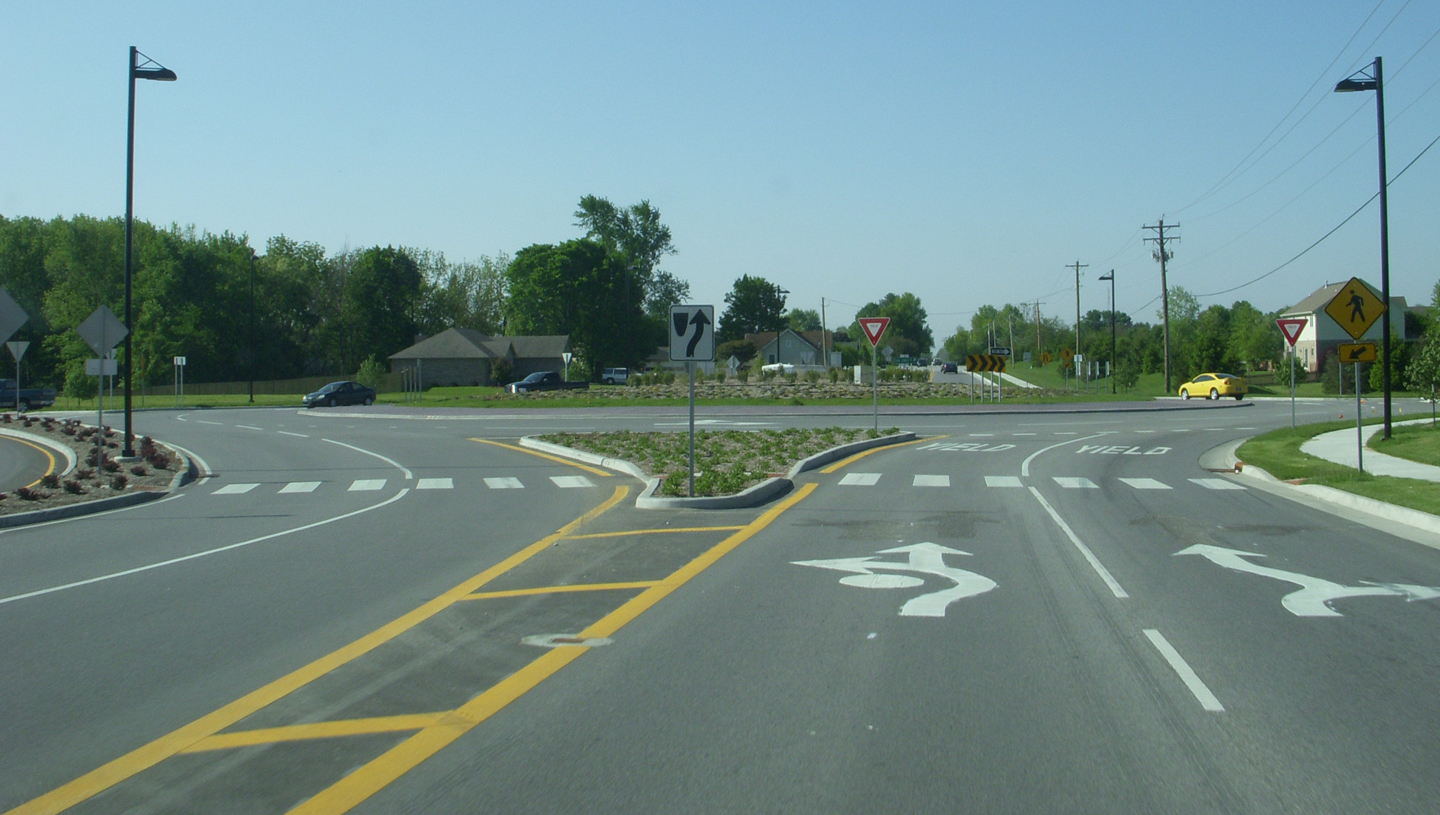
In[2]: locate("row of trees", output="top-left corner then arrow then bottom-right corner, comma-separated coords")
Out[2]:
0,196 -> 693,391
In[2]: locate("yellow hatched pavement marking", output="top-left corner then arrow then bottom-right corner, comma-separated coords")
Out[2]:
286,482 -> 818,815
4,485 -> 630,815
819,436 -> 936,474
179,714 -> 450,753
468,438 -> 612,477
459,581 -> 659,601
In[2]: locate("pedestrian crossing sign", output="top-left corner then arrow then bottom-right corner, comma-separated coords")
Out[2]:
1323,277 -> 1386,340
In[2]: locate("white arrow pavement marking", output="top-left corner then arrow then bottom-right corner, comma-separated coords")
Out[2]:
793,542 -> 997,617
1174,544 -> 1440,617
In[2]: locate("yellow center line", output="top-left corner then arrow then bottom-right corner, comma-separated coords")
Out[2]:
468,438 -> 612,477
458,581 -> 659,601
818,436 -> 937,474
562,525 -> 746,540
286,482 -> 818,815
179,713 -> 450,753
5,485 -> 630,815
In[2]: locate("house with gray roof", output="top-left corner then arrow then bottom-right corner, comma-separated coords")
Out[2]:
388,328 -> 571,387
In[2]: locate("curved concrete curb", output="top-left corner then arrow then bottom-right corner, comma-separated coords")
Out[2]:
0,427 -> 79,476
0,443 -> 195,530
523,431 -> 918,510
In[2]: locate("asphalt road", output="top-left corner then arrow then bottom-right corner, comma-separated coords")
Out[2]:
2,397 -> 1437,814
0,433 -> 58,493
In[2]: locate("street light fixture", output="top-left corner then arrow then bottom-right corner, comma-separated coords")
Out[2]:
1098,270 -> 1115,394
1335,56 -> 1392,439
123,46 -> 177,457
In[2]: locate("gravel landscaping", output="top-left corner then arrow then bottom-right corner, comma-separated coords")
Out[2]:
0,414 -> 186,516
539,426 -> 900,496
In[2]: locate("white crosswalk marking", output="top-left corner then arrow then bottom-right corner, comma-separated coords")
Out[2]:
484,477 -> 525,490
551,475 -> 596,489
838,473 -> 882,486
1189,478 -> 1246,491
1053,477 -> 1098,489
416,478 -> 453,490
349,479 -> 386,492
278,481 -> 321,494
913,475 -> 950,487
985,476 -> 1024,488
212,483 -> 259,495
1119,478 -> 1171,490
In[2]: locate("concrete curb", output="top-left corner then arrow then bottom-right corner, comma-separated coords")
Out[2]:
523,431 -> 918,510
0,427 -> 79,476
0,442 -> 195,530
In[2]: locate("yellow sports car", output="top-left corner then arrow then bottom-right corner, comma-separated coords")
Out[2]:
1179,373 -> 1247,400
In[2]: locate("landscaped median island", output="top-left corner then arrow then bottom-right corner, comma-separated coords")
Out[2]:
0,413 -> 188,518
538,426 -> 902,497
1236,419 -> 1440,518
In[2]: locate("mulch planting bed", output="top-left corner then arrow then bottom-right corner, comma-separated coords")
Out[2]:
0,414 -> 185,515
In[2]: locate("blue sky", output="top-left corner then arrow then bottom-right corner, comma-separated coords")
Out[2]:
4,1 -> 1438,344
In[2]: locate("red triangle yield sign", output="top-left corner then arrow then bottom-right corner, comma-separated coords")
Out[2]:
858,317 -> 890,347
1276,318 -> 1307,347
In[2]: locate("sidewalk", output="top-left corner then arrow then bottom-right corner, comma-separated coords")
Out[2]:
1301,419 -> 1440,481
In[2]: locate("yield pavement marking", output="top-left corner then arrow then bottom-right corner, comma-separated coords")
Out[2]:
985,476 -> 1024,488
278,481 -> 321,494
1175,544 -> 1440,617
212,483 -> 259,495
1052,477 -> 1098,489
913,475 -> 950,487
484,477 -> 524,490
1143,629 -> 1224,712
349,479 -> 386,492
1189,478 -> 1245,490
551,475 -> 596,489
415,478 -> 453,490
1119,477 -> 1171,490
839,472 -> 882,486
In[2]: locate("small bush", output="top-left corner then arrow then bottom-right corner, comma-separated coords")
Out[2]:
75,467 -> 94,480
63,480 -> 84,495
110,475 -> 128,490
61,425 -> 76,436
15,487 -> 38,501
130,465 -> 148,476
150,453 -> 171,470
715,370 -> 727,384
41,473 -> 60,488
102,459 -> 121,473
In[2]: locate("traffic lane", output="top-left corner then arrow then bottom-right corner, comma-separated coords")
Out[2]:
361,465 -> 1251,814
1023,450 -> 1440,811
0,452 -> 620,810
0,433 -> 56,492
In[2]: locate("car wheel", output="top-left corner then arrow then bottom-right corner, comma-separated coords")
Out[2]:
1209,388 -> 1219,400
364,396 -> 374,406
326,397 -> 337,408
17,399 -> 29,413
1234,394 -> 1244,400
1180,389 -> 1190,400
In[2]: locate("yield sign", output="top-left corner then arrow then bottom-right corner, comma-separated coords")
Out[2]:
1276,317 -> 1307,347
858,317 -> 890,347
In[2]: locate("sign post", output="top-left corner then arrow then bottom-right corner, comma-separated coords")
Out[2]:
174,356 -> 187,408
561,351 -> 572,381
1324,276 -> 1389,438
77,306 -> 129,471
6,341 -> 29,413
670,305 -> 715,497
1339,342 -> 1377,473
1276,317 -> 1308,429
858,317 -> 890,433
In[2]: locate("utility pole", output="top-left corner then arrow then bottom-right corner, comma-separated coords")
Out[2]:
820,297 -> 828,369
1033,300 -> 1044,360
1067,261 -> 1087,388
1144,219 -> 1180,392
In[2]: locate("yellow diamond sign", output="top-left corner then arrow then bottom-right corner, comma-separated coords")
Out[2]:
1324,277 -> 1386,340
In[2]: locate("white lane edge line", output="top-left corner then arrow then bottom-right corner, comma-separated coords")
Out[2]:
276,431 -> 309,438
165,442 -> 212,478
322,438 -> 413,480
0,493 -> 185,536
236,425 -> 263,431
1143,629 -> 1225,712
1027,486 -> 1128,598
0,489 -> 411,606
1020,432 -> 1110,477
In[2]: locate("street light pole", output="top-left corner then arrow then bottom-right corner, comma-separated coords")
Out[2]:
123,46 -> 176,457
1099,270 -> 1115,394
1335,57 -> 1392,439
249,248 -> 256,403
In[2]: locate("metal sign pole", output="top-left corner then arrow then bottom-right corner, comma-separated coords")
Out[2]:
688,361 -> 696,497
872,341 -> 879,433
1356,361 -> 1364,473
1290,347 -> 1296,429
96,321 -> 106,476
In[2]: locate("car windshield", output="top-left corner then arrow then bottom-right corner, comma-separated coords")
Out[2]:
523,372 -> 547,382
320,382 -> 344,392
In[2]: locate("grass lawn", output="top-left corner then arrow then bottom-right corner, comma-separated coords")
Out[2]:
1369,420 -> 1440,467
1237,418 -> 1440,517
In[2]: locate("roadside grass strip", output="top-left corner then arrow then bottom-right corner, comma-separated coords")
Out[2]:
8,484 -> 817,815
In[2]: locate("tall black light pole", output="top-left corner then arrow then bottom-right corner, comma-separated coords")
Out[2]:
1335,57 -> 1392,439
1099,270 -> 1115,394
249,248 -> 256,403
124,47 -> 177,457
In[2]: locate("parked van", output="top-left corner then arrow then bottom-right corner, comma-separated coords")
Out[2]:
601,368 -> 629,385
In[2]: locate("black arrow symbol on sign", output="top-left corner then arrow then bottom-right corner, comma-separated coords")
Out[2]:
686,310 -> 711,357
1346,346 -> 1365,361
